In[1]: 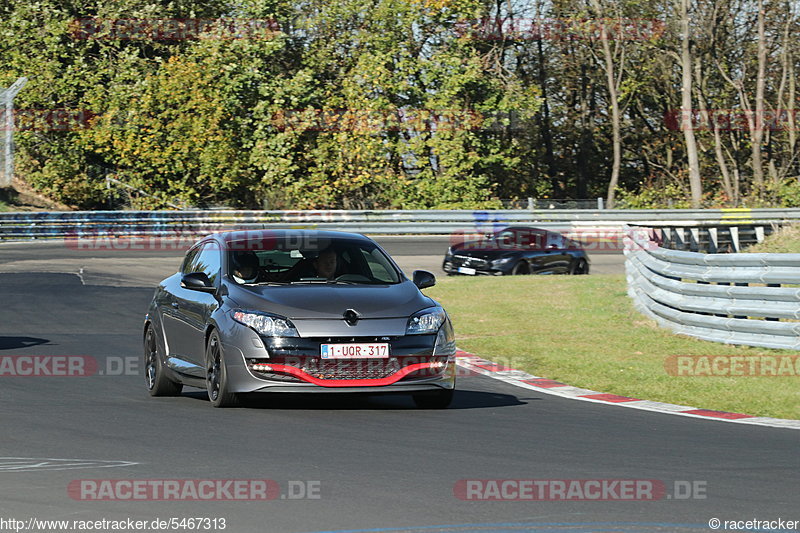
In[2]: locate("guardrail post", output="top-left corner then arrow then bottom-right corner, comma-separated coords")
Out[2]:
597,197 -> 604,210
674,228 -> 686,250
689,227 -> 700,252
661,228 -> 672,248
729,226 -> 740,252
755,226 -> 765,243
707,227 -> 718,253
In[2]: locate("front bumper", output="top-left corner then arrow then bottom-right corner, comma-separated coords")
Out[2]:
443,257 -> 507,276
222,329 -> 457,393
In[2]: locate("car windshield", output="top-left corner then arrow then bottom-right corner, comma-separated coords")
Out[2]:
493,229 -> 546,249
491,228 -> 577,250
226,237 -> 402,285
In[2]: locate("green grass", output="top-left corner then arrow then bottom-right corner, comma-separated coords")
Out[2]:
747,224 -> 800,253
426,275 -> 800,420
0,200 -> 8,212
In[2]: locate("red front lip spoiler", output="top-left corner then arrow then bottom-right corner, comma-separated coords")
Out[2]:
260,362 -> 443,387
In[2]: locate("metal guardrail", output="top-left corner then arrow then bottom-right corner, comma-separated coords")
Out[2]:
0,208 -> 797,241
624,226 -> 800,350
655,225 -> 775,252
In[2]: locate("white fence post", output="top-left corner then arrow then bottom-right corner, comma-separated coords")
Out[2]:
1,77 -> 28,188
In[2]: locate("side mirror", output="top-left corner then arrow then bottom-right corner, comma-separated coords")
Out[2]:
412,270 -> 436,290
181,272 -> 216,293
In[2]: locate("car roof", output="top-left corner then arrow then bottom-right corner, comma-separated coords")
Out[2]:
495,226 -> 548,233
221,229 -> 370,241
192,229 -> 373,248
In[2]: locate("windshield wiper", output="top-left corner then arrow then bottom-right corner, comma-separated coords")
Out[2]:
286,278 -> 369,285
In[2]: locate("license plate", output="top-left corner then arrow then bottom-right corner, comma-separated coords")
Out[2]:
458,266 -> 477,275
321,343 -> 389,359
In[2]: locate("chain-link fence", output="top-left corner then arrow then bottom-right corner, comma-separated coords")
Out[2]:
499,198 -> 605,209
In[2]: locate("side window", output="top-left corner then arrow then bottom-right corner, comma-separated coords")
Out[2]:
181,246 -> 201,274
360,248 -> 394,282
545,232 -> 566,249
192,243 -> 222,283
495,230 -> 517,249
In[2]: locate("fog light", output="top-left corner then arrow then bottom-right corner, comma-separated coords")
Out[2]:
251,363 -> 273,372
429,360 -> 449,374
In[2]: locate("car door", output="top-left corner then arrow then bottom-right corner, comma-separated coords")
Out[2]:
160,244 -> 201,366
164,242 -> 221,374
514,228 -> 549,273
540,231 -> 571,274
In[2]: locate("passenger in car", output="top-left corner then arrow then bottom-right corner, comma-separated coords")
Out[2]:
230,251 -> 262,284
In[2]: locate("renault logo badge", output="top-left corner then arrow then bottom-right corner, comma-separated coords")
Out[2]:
343,309 -> 359,326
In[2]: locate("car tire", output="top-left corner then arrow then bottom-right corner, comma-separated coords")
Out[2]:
206,330 -> 239,408
144,326 -> 183,397
511,261 -> 530,275
413,388 -> 454,409
569,258 -> 589,275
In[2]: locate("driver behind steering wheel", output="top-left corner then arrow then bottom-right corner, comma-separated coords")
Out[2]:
313,247 -> 338,280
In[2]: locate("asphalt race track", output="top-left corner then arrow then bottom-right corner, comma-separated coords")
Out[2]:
0,241 -> 797,533
0,236 -> 625,284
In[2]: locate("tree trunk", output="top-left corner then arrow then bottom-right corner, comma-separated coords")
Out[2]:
590,0 -> 622,209
750,0 -> 766,195
695,54 -> 733,202
536,37 -> 559,197
680,0 -> 703,207
577,63 -> 593,199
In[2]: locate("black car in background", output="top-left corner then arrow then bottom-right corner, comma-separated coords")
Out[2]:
443,226 -> 590,276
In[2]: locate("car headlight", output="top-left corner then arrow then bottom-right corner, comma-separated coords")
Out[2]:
233,310 -> 299,337
492,256 -> 514,265
406,307 -> 446,335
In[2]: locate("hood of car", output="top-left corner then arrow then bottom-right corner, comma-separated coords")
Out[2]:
226,280 -> 434,320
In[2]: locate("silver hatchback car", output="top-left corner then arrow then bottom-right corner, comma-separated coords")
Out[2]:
143,230 -> 456,408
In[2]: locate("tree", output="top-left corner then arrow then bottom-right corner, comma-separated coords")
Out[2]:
678,0 -> 703,207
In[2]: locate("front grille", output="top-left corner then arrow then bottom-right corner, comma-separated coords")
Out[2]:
304,359 -> 402,380
248,355 -> 446,381
452,255 -> 489,268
